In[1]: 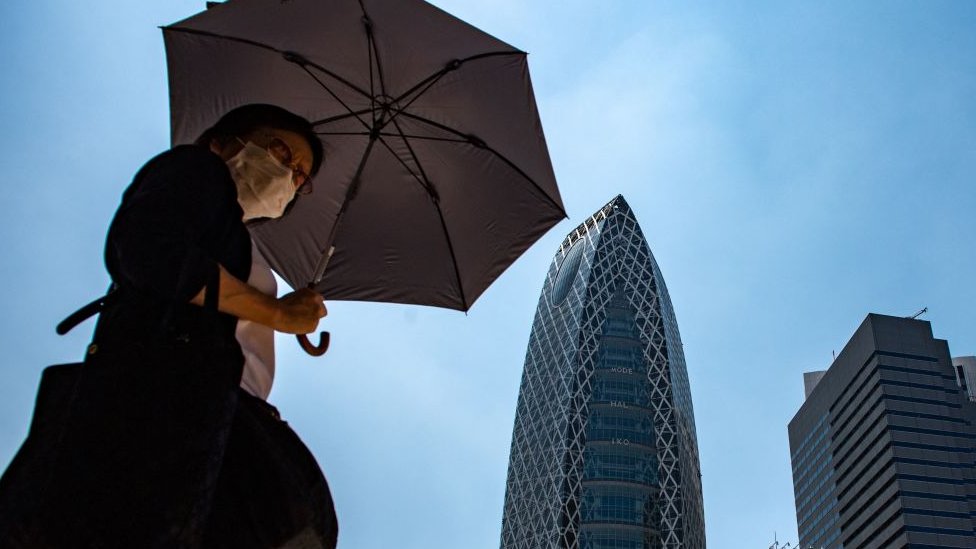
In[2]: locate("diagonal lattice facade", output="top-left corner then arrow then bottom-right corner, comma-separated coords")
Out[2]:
500,195 -> 705,549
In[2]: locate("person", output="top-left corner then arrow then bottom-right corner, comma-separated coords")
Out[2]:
0,104 -> 338,548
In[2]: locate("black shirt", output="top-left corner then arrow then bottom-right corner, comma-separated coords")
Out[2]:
100,144 -> 252,347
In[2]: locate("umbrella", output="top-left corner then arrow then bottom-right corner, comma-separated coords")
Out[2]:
163,0 -> 565,353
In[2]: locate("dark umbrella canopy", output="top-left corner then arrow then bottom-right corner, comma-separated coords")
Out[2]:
163,0 -> 565,311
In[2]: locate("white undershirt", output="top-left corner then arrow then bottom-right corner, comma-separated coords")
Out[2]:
237,240 -> 277,400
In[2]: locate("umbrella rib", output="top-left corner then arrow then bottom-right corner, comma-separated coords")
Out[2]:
312,134 -> 380,284
367,19 -> 375,115
372,134 -> 433,197
380,51 -> 524,131
316,131 -> 372,137
164,25 -> 374,132
311,108 -> 374,127
429,201 -> 469,311
298,64 -> 373,132
361,0 -> 375,112
374,133 -> 468,310
392,51 -> 523,109
162,27 -> 373,100
319,131 -> 486,146
397,110 -> 567,218
389,116 -> 434,188
378,133 -> 470,144
384,115 -> 440,226
358,0 -> 389,100
358,0 -> 378,122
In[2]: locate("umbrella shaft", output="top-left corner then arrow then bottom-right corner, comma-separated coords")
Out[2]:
312,245 -> 336,287
310,133 -> 379,288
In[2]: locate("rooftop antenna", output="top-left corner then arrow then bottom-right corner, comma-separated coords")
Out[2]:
908,307 -> 928,320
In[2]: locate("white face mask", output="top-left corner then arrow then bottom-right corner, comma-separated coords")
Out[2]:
225,141 -> 297,221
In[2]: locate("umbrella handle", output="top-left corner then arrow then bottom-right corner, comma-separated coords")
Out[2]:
295,279 -> 331,357
297,331 -> 331,357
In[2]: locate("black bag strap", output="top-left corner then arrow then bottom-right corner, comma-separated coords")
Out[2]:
56,286 -> 118,335
56,262 -> 220,337
58,241 -> 222,338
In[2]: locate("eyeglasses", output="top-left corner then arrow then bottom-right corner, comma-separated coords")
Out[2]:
265,137 -> 313,195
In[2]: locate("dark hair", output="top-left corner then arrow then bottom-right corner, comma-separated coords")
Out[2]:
195,103 -> 324,176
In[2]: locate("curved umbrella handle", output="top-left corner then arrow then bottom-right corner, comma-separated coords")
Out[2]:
297,331 -> 331,357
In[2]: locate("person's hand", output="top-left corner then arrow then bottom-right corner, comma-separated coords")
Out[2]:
273,288 -> 327,334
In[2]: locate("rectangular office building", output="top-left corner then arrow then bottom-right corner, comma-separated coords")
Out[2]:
789,314 -> 976,549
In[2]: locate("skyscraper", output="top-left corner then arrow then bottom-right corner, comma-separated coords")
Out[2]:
500,195 -> 705,549
789,314 -> 976,549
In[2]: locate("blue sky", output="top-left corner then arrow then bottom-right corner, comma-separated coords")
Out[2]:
2,1 -> 975,547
